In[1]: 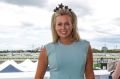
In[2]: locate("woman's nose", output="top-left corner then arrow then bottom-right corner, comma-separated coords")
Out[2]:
61,24 -> 66,29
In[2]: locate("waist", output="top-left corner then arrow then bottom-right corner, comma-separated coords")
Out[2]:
50,71 -> 84,79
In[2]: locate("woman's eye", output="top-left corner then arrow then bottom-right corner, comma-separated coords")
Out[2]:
58,23 -> 62,26
65,22 -> 70,26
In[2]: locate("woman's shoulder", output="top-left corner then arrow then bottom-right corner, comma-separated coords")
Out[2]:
75,39 -> 90,48
78,39 -> 90,44
44,42 -> 56,53
44,42 -> 55,47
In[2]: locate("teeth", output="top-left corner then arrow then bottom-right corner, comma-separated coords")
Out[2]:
61,31 -> 66,34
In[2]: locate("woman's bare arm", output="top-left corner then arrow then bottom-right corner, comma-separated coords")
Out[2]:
112,60 -> 120,79
35,47 -> 48,79
85,45 -> 95,79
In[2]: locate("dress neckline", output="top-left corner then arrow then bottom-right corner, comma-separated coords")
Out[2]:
58,40 -> 77,46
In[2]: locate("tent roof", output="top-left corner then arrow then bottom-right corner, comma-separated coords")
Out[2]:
0,64 -> 22,72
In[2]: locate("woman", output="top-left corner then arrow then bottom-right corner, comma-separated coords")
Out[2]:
108,60 -> 120,79
35,3 -> 95,79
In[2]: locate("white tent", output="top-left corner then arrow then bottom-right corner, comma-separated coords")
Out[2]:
0,60 -> 25,72
19,59 -> 36,71
94,70 -> 110,79
94,70 -> 110,75
0,71 -> 50,79
34,60 -> 38,71
34,60 -> 38,66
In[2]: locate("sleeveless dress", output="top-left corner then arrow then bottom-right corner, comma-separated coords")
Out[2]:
45,40 -> 90,79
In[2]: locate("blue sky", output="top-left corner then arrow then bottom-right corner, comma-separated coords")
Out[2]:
0,0 -> 120,50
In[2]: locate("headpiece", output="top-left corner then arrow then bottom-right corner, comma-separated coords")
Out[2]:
53,3 -> 72,12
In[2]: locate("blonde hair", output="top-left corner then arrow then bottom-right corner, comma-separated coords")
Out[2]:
107,61 -> 116,72
51,4 -> 80,43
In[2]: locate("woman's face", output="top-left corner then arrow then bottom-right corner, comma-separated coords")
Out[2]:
55,15 -> 73,39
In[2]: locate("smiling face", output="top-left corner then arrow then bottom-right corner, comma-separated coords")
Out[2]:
51,7 -> 80,43
55,15 -> 73,40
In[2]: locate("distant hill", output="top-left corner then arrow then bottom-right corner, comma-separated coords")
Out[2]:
93,48 -> 120,53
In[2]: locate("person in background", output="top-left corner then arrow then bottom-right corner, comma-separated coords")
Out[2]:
108,60 -> 120,79
35,3 -> 95,79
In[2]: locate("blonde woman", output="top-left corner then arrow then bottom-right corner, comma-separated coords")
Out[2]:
35,3 -> 95,79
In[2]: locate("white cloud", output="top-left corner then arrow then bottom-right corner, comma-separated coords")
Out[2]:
0,0 -> 47,7
0,0 -> 120,50
88,0 -> 120,18
0,2 -> 51,28
0,2 -> 22,27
